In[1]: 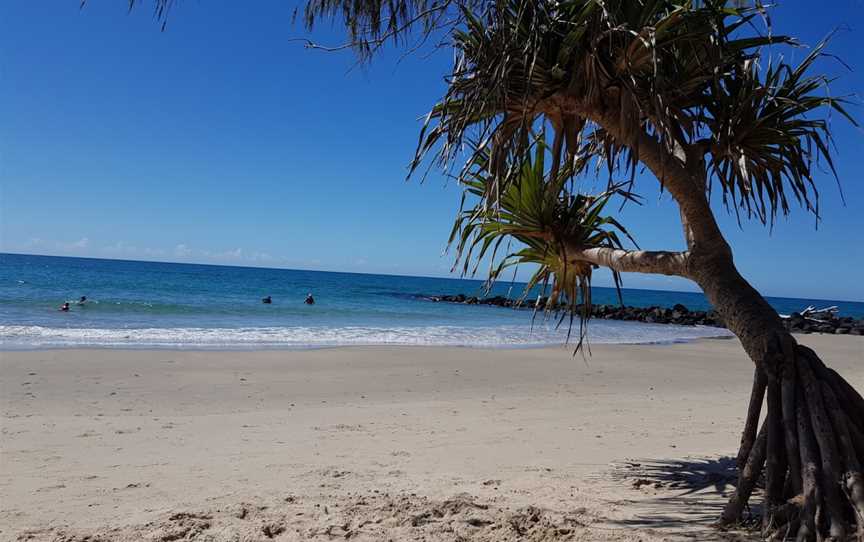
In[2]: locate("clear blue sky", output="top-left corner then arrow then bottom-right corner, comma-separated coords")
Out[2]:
1,1 -> 862,301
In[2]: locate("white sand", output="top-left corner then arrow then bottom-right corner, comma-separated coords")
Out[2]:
2,335 -> 862,541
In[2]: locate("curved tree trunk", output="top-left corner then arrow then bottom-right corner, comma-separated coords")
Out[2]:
575,104 -> 864,539
690,253 -> 864,541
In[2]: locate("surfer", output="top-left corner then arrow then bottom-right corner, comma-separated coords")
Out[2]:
262,295 -> 272,304
304,293 -> 315,305
59,302 -> 70,312
77,296 -> 87,305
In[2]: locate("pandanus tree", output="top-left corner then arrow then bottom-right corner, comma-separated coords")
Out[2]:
301,1 -> 864,538
131,0 -> 862,538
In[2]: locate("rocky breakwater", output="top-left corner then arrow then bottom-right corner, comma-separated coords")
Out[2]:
784,312 -> 864,335
424,294 -> 864,335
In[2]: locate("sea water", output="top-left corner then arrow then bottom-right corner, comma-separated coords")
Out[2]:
2,253 -> 860,350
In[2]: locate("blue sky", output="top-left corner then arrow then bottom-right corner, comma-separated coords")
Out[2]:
1,1 -> 862,301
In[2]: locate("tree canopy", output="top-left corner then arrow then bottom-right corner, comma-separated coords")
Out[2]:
302,1 -> 855,335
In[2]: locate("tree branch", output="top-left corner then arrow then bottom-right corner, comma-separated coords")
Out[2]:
564,244 -> 690,277
622,129 -> 735,263
548,92 -> 731,259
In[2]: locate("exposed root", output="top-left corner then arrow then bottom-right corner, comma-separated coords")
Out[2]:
721,343 -> 864,541
738,367 -> 768,470
721,419 -> 767,525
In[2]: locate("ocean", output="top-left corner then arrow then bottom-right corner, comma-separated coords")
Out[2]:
1,253 -> 861,350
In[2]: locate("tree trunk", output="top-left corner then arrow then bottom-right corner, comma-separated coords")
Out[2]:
580,103 -> 863,539
690,253 -> 864,541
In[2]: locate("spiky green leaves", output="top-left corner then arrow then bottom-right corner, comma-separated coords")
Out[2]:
703,41 -> 856,224
408,0 -> 852,226
450,136 -> 636,348
302,0 -> 461,59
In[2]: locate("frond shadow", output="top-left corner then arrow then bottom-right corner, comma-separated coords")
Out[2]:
600,456 -> 761,540
611,456 -> 739,496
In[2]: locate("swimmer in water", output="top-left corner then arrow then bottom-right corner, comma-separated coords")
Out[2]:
77,296 -> 87,305
304,293 -> 315,305
59,302 -> 70,312
262,295 -> 272,304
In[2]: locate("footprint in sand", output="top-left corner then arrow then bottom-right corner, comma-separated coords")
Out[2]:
313,424 -> 365,433
35,484 -> 66,492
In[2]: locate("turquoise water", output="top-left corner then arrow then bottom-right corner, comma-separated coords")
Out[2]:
1,253 -> 860,349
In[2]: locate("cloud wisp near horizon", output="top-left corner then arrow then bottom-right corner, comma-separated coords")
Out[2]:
9,238 -> 325,271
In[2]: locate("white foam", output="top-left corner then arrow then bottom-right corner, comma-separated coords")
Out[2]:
0,322 -> 732,350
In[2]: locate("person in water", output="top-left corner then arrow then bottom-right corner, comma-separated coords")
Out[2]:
304,293 -> 315,305
262,295 -> 272,304
77,296 -> 87,305
59,302 -> 70,312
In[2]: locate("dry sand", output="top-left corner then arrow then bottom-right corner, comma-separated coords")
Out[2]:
2,335 -> 862,541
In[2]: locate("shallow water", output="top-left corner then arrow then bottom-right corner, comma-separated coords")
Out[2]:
2,253 -> 859,349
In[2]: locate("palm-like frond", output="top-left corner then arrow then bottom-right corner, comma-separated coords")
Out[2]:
411,0 -> 853,224
303,0 -> 477,58
703,41 -> 856,223
451,135 -> 636,349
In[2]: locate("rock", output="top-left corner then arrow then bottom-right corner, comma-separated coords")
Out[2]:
261,522 -> 285,538
421,294 -> 860,335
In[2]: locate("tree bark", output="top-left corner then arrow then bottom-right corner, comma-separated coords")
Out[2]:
688,253 -> 789,372
563,245 -> 690,276
738,368 -> 767,470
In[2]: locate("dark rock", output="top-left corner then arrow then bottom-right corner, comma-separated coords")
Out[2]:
420,294 -> 861,335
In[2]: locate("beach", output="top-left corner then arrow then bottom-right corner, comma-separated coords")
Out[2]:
2,335 -> 861,541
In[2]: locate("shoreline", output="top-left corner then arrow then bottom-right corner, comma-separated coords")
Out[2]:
0,319 -> 735,352
3,335 -> 862,541
0,331 -> 737,353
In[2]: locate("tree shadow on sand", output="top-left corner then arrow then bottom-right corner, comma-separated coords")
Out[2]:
600,456 -> 761,540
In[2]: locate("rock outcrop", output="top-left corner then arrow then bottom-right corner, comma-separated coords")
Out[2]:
421,295 -> 864,335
